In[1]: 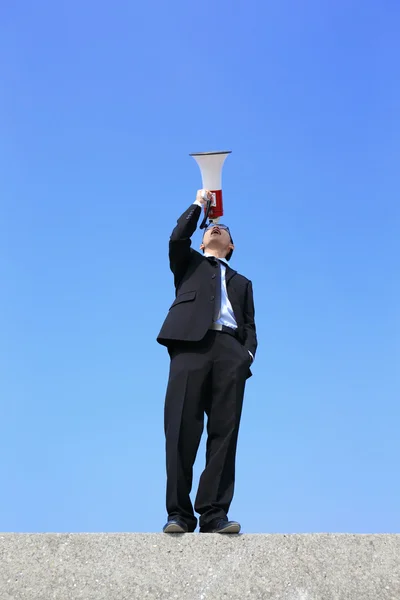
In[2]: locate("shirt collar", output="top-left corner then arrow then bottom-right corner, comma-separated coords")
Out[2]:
204,252 -> 229,266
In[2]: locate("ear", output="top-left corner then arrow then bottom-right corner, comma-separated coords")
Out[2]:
229,243 -> 234,252
200,242 -> 205,251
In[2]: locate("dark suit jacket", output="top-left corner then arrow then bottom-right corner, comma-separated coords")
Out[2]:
157,204 -> 257,371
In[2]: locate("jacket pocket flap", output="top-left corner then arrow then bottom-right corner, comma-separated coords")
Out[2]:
170,290 -> 196,308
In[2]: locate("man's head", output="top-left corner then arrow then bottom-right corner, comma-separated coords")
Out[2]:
200,223 -> 234,261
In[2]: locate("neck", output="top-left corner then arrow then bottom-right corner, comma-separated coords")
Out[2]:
205,249 -> 227,259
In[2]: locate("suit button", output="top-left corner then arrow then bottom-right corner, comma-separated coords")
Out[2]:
210,295 -> 215,301
212,274 -> 216,279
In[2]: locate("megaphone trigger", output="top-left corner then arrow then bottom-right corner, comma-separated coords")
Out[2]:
201,191 -> 216,207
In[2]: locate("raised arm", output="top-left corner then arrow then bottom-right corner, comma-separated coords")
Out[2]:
169,190 -> 210,285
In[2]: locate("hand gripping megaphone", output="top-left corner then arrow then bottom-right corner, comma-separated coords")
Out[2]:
190,150 -> 231,229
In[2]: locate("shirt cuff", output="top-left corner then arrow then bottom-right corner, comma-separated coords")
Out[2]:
193,199 -> 203,207
248,350 -> 254,363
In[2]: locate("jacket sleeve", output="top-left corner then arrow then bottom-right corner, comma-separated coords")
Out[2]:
243,281 -> 258,358
169,204 -> 202,286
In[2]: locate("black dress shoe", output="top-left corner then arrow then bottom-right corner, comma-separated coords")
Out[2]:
200,518 -> 241,534
163,518 -> 189,533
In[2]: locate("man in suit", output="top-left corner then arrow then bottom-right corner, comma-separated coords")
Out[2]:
157,189 -> 257,534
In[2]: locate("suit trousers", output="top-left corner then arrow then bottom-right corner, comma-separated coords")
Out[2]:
164,330 -> 250,530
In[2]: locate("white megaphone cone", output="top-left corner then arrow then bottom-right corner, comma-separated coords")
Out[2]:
190,150 -> 231,224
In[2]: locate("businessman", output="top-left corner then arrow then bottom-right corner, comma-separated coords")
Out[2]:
157,189 -> 257,534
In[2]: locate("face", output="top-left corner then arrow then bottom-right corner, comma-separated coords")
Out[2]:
200,224 -> 234,257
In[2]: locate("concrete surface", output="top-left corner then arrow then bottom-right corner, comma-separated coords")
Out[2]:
0,533 -> 399,600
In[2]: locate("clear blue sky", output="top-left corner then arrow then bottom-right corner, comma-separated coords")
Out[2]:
1,0 -> 399,534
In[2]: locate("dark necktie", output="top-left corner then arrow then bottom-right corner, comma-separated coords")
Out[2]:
207,257 -> 221,322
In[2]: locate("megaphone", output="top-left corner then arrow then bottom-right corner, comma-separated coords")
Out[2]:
190,150 -> 231,228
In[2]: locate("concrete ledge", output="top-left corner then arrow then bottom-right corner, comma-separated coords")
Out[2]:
1,533 -> 399,599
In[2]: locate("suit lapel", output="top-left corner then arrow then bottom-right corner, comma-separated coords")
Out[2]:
225,265 -> 237,284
